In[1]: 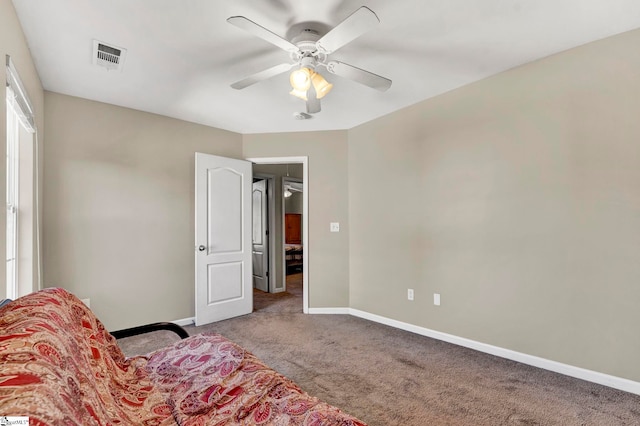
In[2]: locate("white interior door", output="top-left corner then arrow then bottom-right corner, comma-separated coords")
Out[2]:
252,179 -> 269,292
195,153 -> 252,325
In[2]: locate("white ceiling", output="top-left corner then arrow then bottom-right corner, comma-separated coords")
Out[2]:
11,0 -> 640,134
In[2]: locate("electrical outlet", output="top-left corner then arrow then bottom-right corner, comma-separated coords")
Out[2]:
434,293 -> 440,306
330,222 -> 340,232
81,298 -> 91,308
407,289 -> 414,301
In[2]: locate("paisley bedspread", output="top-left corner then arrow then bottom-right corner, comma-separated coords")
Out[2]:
0,288 -> 366,425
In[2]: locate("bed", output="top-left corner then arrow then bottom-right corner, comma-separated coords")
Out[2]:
0,287 -> 367,425
285,244 -> 303,274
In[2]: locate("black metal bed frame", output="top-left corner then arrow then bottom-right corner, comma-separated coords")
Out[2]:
111,322 -> 189,340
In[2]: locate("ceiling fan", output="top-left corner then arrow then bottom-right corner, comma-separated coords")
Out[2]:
227,6 -> 392,114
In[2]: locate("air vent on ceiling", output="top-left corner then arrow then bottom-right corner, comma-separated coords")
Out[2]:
92,40 -> 127,71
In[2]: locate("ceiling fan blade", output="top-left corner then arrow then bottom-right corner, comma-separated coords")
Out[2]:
326,61 -> 392,91
315,6 -> 380,54
231,62 -> 293,90
306,84 -> 321,114
227,16 -> 299,53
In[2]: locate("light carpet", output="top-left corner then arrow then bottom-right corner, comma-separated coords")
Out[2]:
118,273 -> 640,425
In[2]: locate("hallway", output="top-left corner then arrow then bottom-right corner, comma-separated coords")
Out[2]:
253,272 -> 302,313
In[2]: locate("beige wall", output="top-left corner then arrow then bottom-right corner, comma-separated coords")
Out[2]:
43,94 -> 349,326
285,191 -> 303,214
243,132 -> 350,308
44,92 -> 242,330
1,1 -> 45,300
348,28 -> 640,382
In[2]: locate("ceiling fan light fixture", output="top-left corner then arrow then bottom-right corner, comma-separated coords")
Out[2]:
290,67 -> 312,91
311,72 -> 333,99
289,88 -> 308,101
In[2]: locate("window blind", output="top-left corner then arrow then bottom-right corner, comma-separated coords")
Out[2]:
6,55 -> 35,133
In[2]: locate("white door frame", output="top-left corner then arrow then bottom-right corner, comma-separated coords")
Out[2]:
248,156 -> 309,314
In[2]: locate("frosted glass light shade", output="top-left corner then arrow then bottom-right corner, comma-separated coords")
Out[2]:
311,72 -> 333,99
290,67 -> 312,91
289,88 -> 308,101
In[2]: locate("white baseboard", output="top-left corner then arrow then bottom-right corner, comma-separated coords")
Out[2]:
308,307 -> 351,315
347,309 -> 640,396
172,317 -> 195,326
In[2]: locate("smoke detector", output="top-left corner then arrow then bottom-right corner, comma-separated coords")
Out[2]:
92,40 -> 127,71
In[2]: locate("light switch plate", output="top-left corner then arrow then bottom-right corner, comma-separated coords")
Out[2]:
330,222 -> 340,232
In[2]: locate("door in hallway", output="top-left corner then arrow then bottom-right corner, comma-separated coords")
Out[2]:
252,178 -> 269,292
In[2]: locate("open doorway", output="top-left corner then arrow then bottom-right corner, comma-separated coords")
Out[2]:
249,157 -> 308,314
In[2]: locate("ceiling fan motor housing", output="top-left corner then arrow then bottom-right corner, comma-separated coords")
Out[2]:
291,28 -> 320,48
290,29 -> 328,66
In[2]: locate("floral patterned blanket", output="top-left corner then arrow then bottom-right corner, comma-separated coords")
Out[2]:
0,288 -> 367,425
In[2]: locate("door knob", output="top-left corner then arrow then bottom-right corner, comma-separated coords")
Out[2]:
198,245 -> 206,252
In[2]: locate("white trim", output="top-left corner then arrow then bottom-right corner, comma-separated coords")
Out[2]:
309,307 -> 350,315
5,59 -> 41,296
6,55 -> 35,132
247,156 -> 309,314
34,130 -> 42,291
349,308 -> 640,396
172,317 -> 195,326
279,178 -> 288,294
